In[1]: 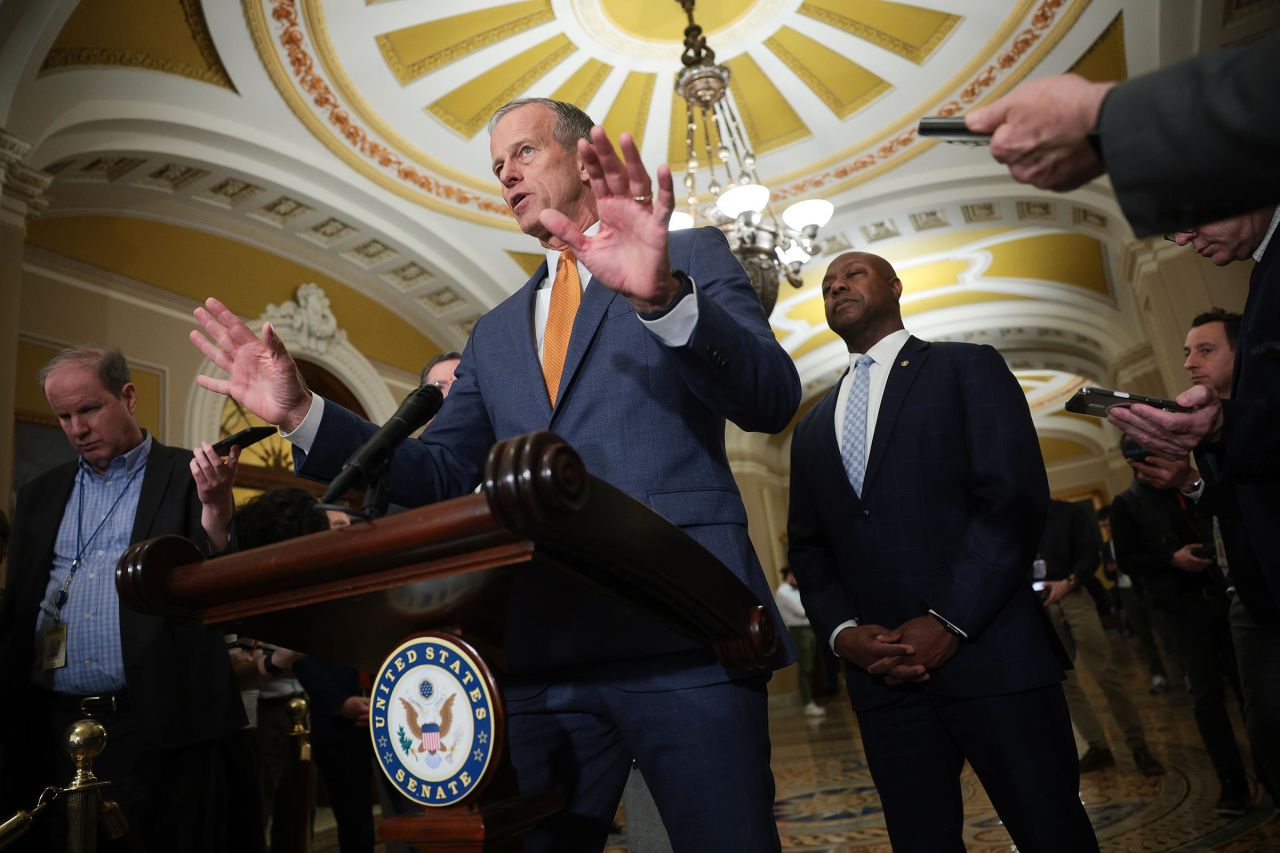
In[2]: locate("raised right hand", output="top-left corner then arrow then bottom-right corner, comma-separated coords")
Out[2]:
966,74 -> 1113,191
189,297 -> 313,432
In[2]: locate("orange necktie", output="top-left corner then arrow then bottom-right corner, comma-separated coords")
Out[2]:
542,249 -> 581,407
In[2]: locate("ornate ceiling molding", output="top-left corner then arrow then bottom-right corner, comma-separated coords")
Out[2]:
39,0 -> 234,90
771,0 -> 1090,202
245,0 -> 515,228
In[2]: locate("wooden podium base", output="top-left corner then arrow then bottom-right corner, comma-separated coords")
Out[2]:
379,791 -> 565,852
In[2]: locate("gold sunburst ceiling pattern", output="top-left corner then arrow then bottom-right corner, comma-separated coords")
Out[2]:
247,0 -> 1089,226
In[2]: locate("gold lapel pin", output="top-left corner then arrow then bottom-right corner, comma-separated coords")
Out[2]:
899,359 -> 910,367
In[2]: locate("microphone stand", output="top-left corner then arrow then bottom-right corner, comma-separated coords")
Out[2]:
361,461 -> 393,520
317,383 -> 443,522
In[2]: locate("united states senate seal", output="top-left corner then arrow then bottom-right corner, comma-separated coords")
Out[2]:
370,634 -> 498,806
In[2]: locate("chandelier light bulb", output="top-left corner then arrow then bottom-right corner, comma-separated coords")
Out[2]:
716,183 -> 771,218
778,241 -> 810,266
782,199 -> 835,230
669,211 -> 695,231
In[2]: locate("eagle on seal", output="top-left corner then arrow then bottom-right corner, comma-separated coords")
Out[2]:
400,693 -> 456,754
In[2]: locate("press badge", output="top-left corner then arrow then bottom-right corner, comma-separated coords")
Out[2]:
42,622 -> 68,670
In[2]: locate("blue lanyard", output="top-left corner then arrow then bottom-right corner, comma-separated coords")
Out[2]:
51,464 -> 143,617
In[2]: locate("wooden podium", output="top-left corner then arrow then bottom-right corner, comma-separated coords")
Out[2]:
117,431 -> 777,851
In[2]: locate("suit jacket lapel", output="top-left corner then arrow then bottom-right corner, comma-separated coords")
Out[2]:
552,275 -> 618,417
862,336 -> 929,495
130,444 -> 175,544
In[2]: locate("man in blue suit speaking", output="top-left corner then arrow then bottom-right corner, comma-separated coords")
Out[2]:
190,98 -> 800,851
787,252 -> 1097,851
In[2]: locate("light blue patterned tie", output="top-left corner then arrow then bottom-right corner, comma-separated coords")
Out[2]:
842,354 -> 875,496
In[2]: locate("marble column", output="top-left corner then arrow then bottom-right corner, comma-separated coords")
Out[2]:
0,129 -> 52,522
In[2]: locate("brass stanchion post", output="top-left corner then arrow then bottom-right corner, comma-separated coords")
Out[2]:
63,719 -> 110,853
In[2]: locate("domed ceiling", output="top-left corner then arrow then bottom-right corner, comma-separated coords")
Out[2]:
5,0 -> 1278,457
246,0 -> 1088,225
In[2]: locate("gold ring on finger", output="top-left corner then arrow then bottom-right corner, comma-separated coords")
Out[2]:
633,194 -> 653,204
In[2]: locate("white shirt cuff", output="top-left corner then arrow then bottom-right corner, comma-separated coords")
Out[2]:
829,619 -> 859,654
928,609 -> 968,639
639,281 -> 699,346
1183,478 -> 1206,502
279,394 -> 326,454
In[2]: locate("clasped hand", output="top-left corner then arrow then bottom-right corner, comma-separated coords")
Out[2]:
836,615 -> 960,686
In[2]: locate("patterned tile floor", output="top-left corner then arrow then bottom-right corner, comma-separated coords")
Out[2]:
607,641 -> 1279,852
766,690 -> 1279,852
331,644 -> 1279,851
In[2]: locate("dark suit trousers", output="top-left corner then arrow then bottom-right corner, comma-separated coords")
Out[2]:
1229,593 -> 1280,798
855,684 -> 1097,853
505,675 -> 779,853
1167,585 -> 1248,793
312,723 -> 376,853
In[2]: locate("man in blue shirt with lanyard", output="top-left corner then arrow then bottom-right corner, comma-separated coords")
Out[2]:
0,346 -> 246,852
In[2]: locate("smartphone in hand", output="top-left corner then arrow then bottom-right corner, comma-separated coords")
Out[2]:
210,425 -> 277,456
917,116 -> 991,146
1065,387 -> 1191,418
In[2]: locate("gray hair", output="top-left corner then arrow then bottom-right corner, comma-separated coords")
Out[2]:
487,98 -> 594,150
38,346 -> 132,397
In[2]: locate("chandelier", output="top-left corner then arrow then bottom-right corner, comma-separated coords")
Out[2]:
671,0 -> 833,315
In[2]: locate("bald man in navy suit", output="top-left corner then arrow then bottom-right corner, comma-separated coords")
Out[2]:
787,252 -> 1097,852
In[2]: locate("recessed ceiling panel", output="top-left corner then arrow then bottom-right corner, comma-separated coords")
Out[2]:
984,233 -> 1109,294
603,72 -> 658,149
765,26 -> 891,119
376,1 -> 555,85
725,53 -> 809,154
428,34 -> 577,137
552,58 -> 614,106
797,0 -> 961,64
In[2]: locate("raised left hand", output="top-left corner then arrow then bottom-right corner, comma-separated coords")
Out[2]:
192,441 -> 239,553
1108,384 -> 1223,458
539,127 -> 679,313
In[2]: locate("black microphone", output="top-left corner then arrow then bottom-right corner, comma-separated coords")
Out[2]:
320,384 -> 443,503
